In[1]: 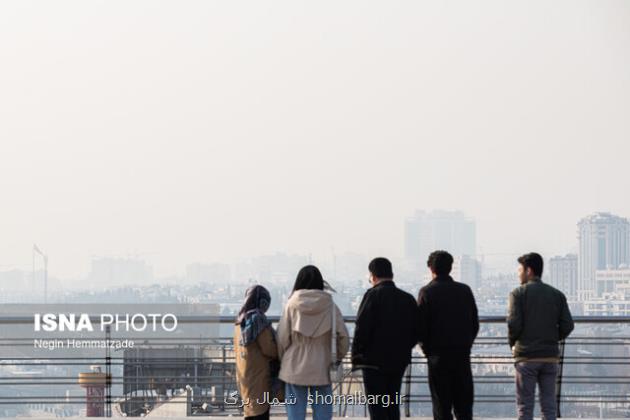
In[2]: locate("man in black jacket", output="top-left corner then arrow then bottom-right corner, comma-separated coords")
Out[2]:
418,250 -> 479,420
508,252 -> 574,420
352,257 -> 420,420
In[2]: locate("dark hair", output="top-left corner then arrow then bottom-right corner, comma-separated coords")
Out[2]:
368,257 -> 394,279
293,265 -> 324,291
518,253 -> 544,277
427,250 -> 454,276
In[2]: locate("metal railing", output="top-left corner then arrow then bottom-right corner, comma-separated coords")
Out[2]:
0,316 -> 629,417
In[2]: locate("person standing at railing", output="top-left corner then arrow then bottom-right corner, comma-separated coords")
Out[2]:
508,252 -> 574,420
277,265 -> 349,420
417,250 -> 479,420
351,257 -> 420,420
234,285 -> 280,420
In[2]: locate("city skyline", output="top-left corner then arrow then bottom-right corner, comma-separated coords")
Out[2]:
4,210 -> 630,321
4,210 -> 629,290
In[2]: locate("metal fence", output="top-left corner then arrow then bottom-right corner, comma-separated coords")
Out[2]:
0,316 -> 629,417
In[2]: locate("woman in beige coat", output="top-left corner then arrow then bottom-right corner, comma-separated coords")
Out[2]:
277,265 -> 349,420
234,285 -> 279,420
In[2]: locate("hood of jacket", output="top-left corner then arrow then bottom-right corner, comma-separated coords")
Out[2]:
286,289 -> 334,338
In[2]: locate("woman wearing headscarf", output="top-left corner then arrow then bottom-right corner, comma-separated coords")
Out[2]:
277,265 -> 350,420
234,285 -> 279,420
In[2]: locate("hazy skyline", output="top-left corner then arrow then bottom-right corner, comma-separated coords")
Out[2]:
1,1 -> 629,278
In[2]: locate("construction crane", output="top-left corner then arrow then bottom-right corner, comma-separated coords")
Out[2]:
33,244 -> 48,303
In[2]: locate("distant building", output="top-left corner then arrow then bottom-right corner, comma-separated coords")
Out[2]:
185,263 -> 232,285
577,212 -> 630,299
595,267 -> 630,296
0,269 -> 29,291
582,293 -> 630,316
549,254 -> 578,300
404,210 -> 476,271
452,255 -> 481,290
333,253 -> 368,286
88,257 -> 153,288
233,253 -> 309,286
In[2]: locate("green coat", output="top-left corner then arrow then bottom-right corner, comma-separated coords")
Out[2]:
507,278 -> 574,358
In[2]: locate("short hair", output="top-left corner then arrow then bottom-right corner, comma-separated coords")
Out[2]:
518,253 -> 544,277
293,265 -> 325,291
427,250 -> 454,276
368,257 -> 394,279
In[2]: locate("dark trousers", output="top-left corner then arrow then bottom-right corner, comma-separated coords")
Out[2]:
515,361 -> 559,420
362,367 -> 405,420
244,408 -> 269,420
427,354 -> 473,420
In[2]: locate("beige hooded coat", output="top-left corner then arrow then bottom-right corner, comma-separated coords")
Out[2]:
277,289 -> 350,386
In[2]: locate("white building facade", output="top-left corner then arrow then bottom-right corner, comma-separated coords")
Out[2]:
577,212 -> 630,299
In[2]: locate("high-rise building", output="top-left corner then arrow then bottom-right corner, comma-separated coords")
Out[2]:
549,254 -> 578,300
404,210 -> 476,271
577,212 -> 630,299
452,255 -> 482,290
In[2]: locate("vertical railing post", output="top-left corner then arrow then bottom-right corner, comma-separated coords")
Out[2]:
222,344 -> 227,411
556,340 -> 566,418
404,363 -> 412,417
105,325 -> 112,417
335,370 -> 341,417
186,385 -> 193,416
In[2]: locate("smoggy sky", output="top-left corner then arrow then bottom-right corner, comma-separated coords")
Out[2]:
1,0 -> 629,278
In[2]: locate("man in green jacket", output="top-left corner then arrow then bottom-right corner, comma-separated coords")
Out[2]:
507,252 -> 574,420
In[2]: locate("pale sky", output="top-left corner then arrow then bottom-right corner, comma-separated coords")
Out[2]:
1,1 -> 629,278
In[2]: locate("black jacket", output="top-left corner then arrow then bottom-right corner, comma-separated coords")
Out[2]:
351,281 -> 420,373
417,275 -> 479,356
507,278 -> 574,358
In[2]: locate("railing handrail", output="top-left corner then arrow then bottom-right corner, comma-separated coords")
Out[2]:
2,315 -> 630,324
1,315 -> 629,416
